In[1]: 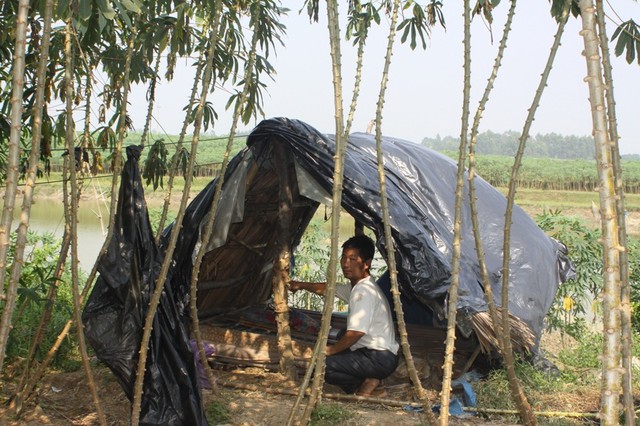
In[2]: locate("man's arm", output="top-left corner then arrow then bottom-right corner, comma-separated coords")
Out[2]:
289,280 -> 327,296
326,330 -> 364,356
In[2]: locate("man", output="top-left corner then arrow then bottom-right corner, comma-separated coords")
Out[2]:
289,235 -> 399,396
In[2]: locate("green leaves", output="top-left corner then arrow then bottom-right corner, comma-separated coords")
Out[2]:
397,0 -> 445,50
612,19 -> 640,66
143,138 -> 169,190
346,2 -> 381,45
536,210 -> 603,336
398,2 -> 429,50
472,0 -> 500,25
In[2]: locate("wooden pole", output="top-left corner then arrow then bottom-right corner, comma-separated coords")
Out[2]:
272,141 -> 297,380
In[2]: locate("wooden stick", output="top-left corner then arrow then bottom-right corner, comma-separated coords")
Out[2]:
217,380 -> 600,419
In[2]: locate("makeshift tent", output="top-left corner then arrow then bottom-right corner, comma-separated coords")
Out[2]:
167,117 -> 572,346
83,118 -> 573,423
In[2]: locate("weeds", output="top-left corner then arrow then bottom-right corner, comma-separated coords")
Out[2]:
205,396 -> 231,425
4,231 -> 79,370
310,403 -> 354,425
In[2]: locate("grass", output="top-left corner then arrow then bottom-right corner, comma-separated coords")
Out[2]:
501,187 -> 640,211
473,331 -> 640,424
205,395 -> 231,425
310,403 -> 355,425
28,173 -> 640,213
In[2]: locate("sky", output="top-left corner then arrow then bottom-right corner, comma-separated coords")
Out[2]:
130,1 -> 640,155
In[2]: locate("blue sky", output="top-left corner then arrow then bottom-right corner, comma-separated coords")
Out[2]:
133,1 -> 640,155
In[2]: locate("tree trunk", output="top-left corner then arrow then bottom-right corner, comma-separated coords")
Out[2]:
187,2 -> 230,396
578,1 -> 622,424
154,55 -> 204,242
0,0 -> 31,372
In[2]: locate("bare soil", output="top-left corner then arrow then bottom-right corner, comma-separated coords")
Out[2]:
0,331 -> 606,426
0,365 -> 531,426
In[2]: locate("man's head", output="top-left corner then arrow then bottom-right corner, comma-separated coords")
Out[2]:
340,235 -> 375,285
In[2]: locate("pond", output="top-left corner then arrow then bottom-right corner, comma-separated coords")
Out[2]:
19,197 -> 109,271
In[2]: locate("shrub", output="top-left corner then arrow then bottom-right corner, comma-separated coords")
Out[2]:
535,210 -> 603,337
536,209 -> 640,335
289,218 -> 331,311
3,231 -> 79,370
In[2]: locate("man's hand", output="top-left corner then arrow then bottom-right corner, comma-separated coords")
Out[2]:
288,280 -> 302,293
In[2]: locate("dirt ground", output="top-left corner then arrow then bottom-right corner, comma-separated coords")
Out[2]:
0,331 -> 605,426
0,365 -> 522,426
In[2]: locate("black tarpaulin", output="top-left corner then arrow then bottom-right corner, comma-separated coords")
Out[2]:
166,117 -> 571,341
82,145 -> 208,426
248,118 -> 572,338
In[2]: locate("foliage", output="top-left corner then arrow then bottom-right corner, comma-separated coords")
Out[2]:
626,238 -> 640,332
612,19 -> 640,65
474,348 -> 612,423
143,138 -> 169,190
535,210 -> 603,337
310,403 -> 354,426
536,210 -> 640,336
422,130 -> 598,159
557,332 -> 602,370
3,231 -> 78,370
475,356 -> 567,411
290,217 -> 331,311
148,207 -> 177,236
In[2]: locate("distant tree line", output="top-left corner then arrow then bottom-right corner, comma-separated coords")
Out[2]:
421,130 -> 631,160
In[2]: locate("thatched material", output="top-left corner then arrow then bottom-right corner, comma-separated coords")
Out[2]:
471,309 -> 535,354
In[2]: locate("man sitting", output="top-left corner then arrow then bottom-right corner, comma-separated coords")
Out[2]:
289,235 -> 399,396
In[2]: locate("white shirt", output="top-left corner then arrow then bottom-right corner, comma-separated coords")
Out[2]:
347,276 -> 399,354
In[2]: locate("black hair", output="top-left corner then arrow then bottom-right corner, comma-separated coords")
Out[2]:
341,235 -> 375,261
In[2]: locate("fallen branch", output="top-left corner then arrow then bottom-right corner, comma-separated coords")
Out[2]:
217,379 -> 600,419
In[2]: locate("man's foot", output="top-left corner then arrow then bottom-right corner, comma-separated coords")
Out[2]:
355,378 -> 385,397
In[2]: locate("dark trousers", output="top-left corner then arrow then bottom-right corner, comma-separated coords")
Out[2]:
325,348 -> 399,394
